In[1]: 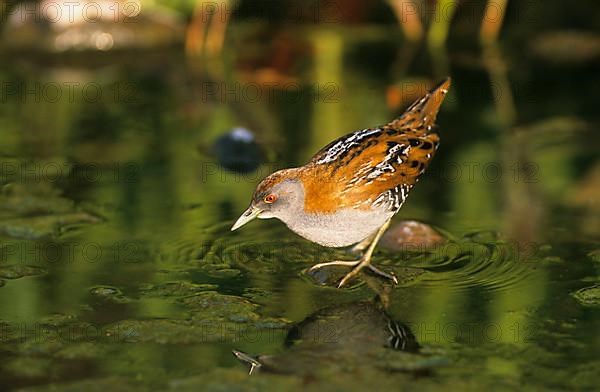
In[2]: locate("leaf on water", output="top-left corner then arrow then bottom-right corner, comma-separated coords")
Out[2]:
0,264 -> 47,279
0,212 -> 101,240
571,284 -> 600,307
89,285 -> 132,304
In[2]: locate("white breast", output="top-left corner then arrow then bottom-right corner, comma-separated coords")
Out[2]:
280,208 -> 394,248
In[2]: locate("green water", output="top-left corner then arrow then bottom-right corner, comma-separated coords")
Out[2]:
1,25 -> 599,391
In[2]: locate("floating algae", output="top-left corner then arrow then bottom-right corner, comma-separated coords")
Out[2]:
571,284 -> 600,307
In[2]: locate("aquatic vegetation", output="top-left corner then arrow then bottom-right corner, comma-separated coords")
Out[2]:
0,264 -> 46,280
138,281 -> 218,297
90,286 -> 132,304
571,284 -> 600,307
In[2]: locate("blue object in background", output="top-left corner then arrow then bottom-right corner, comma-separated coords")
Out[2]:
213,127 -> 263,173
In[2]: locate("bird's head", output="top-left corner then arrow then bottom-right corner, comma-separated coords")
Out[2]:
231,169 -> 304,231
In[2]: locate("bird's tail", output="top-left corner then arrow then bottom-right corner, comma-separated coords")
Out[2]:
388,77 -> 451,132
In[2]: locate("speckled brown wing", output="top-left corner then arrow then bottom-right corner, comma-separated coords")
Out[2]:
300,78 -> 450,214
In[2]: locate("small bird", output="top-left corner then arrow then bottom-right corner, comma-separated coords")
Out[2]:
231,78 -> 451,287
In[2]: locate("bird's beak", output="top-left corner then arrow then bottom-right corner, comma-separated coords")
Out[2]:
231,206 -> 261,231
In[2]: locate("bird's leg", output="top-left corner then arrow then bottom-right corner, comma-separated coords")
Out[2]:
350,232 -> 376,254
337,219 -> 396,287
308,219 -> 398,288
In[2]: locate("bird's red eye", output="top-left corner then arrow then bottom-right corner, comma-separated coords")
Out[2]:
264,194 -> 277,204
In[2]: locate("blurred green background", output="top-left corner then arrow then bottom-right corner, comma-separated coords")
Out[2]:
0,0 -> 599,390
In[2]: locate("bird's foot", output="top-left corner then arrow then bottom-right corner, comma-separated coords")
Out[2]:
308,259 -> 398,288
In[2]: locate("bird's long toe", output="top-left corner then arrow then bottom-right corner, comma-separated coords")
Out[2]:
367,264 -> 399,285
308,260 -> 361,272
336,260 -> 398,288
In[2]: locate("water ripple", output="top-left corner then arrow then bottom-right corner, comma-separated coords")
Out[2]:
401,232 -> 537,293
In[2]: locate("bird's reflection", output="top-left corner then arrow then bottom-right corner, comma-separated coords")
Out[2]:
233,297 -> 426,376
283,299 -> 419,354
